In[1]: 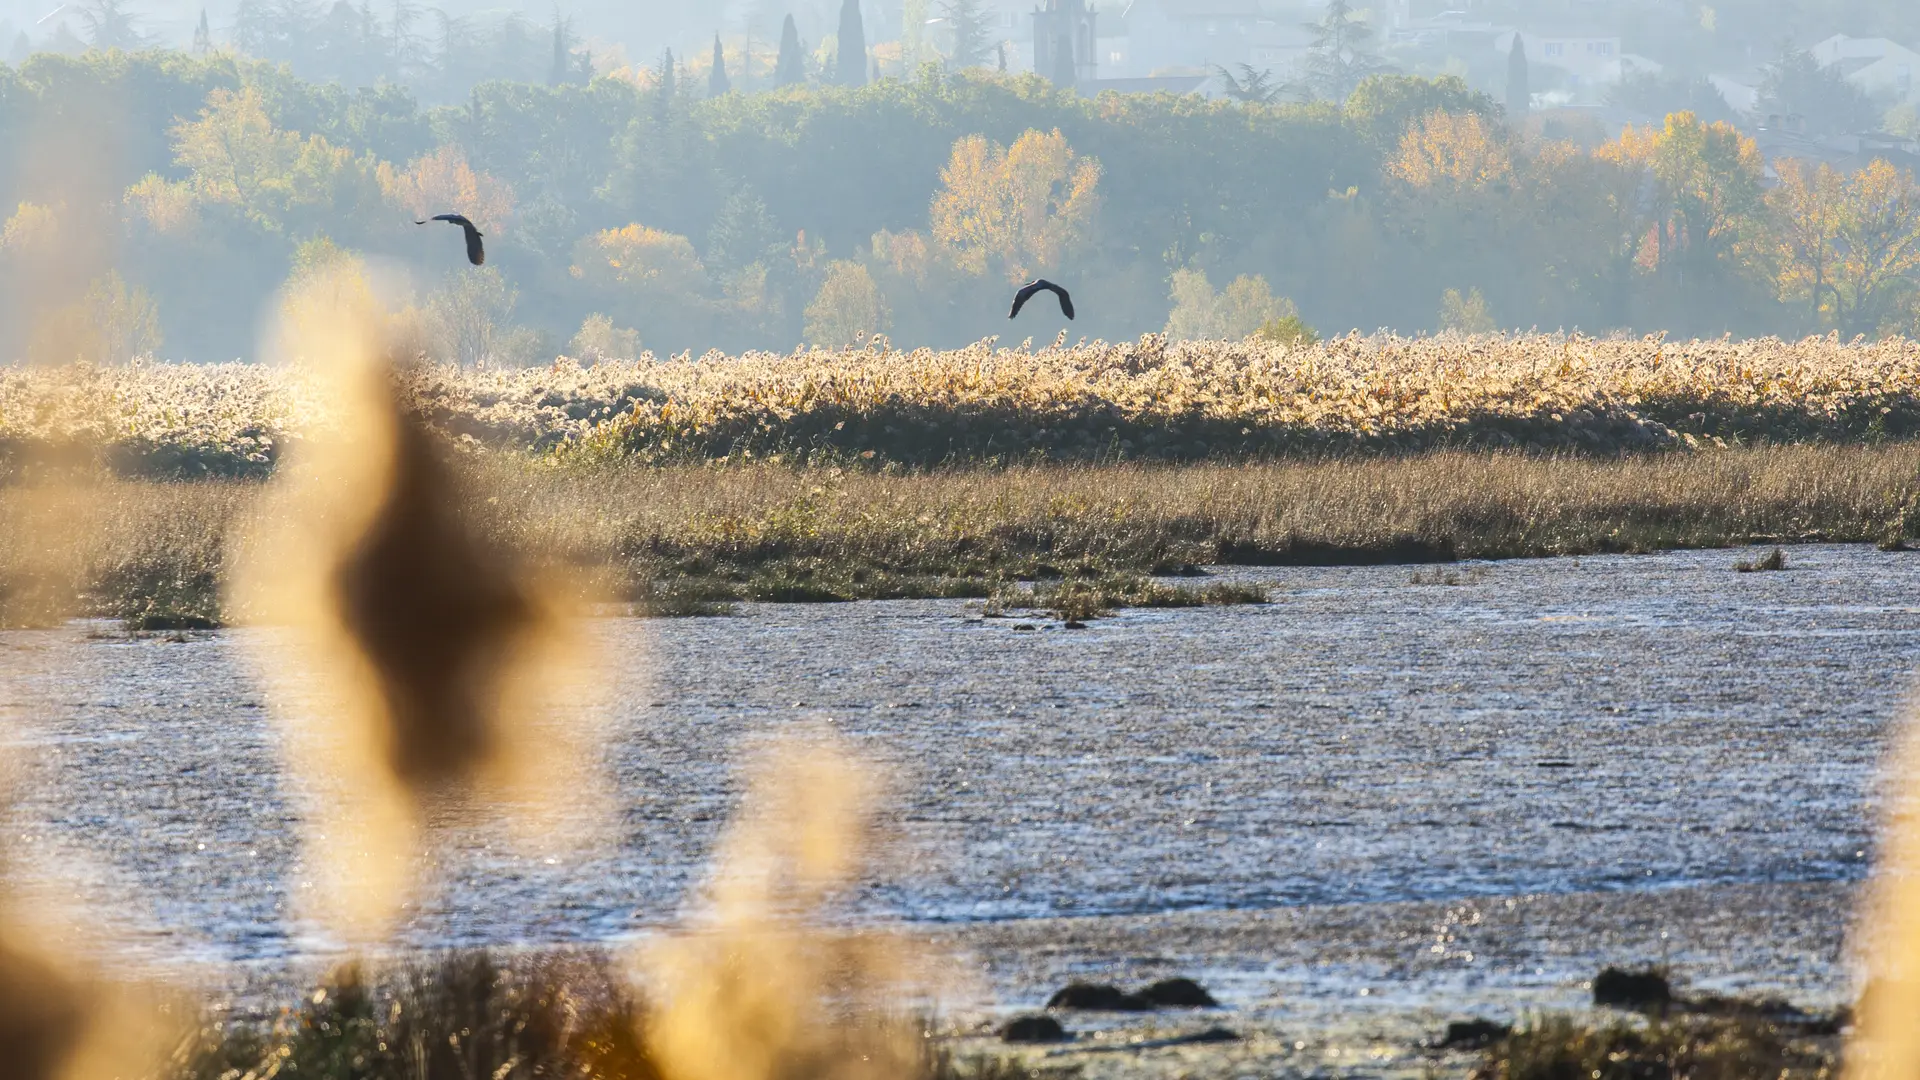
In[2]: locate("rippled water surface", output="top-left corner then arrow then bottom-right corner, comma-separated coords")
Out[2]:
2,545 -> 1916,976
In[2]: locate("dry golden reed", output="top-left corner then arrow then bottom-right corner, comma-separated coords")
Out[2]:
642,732 -> 925,1080
234,261 -> 610,938
10,333 -> 1920,473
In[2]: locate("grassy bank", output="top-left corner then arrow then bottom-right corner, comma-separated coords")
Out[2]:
152,954 -> 1848,1080
8,335 -> 1920,478
4,445 -> 1920,628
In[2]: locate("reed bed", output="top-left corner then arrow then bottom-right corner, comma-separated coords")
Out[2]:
8,333 -> 1920,476
5,445 -> 1918,626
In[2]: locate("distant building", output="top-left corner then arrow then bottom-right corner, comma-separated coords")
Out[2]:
1750,124 -> 1920,182
1499,30 -> 1621,81
1033,0 -> 1097,86
1808,34 -> 1920,105
1120,0 -> 1313,80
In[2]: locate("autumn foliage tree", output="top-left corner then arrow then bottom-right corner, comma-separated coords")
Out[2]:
1771,158 -> 1920,336
929,129 -> 1101,283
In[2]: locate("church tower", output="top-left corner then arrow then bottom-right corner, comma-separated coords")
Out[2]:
1032,0 -> 1096,89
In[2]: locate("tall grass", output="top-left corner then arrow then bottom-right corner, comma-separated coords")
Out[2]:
6,445 -> 1920,625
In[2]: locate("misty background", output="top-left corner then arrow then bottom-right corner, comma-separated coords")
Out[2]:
6,0 -> 1920,363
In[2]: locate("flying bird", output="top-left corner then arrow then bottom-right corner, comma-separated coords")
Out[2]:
1009,279 -> 1074,321
417,213 -> 485,266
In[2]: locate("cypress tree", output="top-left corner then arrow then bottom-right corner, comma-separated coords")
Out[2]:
709,33 -> 730,96
1507,32 -> 1530,117
547,15 -> 568,86
191,7 -> 211,53
656,47 -> 675,117
835,0 -> 865,86
775,14 -> 804,86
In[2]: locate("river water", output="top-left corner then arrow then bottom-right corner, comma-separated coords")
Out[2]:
1,544 -> 1915,1015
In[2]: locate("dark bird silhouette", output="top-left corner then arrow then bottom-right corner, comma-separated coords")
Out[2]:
1009,279 -> 1074,320
417,213 -> 485,266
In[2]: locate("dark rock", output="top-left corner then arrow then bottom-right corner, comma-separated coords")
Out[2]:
1062,620 -> 1088,629
1137,977 -> 1219,1008
1047,982 -> 1149,1011
1435,1018 -> 1512,1050
1593,967 -> 1673,1011
1182,1027 -> 1241,1044
1000,1014 -> 1070,1044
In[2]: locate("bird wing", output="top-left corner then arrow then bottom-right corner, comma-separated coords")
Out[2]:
1009,281 -> 1042,320
432,213 -> 472,226
1050,283 -> 1075,320
464,225 -> 485,267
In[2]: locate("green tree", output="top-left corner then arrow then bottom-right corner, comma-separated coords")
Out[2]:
1440,286 -> 1496,333
1165,269 -> 1295,340
192,8 -> 212,55
775,15 -> 805,86
423,266 -> 542,365
1345,75 -> 1497,151
77,0 -> 149,50
707,187 -> 784,273
805,260 -> 888,346
1757,49 -> 1876,136
27,270 -> 163,364
1609,71 -> 1738,127
1296,0 -> 1391,102
1216,64 -> 1282,105
835,0 -> 866,86
941,0 -> 990,70
569,312 -> 641,359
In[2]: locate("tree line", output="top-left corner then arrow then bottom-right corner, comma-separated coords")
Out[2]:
3,48 -> 1920,365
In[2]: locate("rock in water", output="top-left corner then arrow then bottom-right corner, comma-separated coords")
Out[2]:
1593,967 -> 1673,1011
1138,977 -> 1219,1007
1435,1018 -> 1512,1049
1001,1015 -> 1070,1043
1046,982 -> 1149,1011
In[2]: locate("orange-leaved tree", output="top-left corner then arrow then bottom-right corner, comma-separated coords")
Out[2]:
929,129 -> 1101,284
379,145 -> 517,236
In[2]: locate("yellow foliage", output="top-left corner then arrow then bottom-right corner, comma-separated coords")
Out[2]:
572,224 -> 708,294
170,87 -> 298,215
1771,157 -> 1920,334
0,202 -> 60,252
122,174 -> 199,235
378,144 -> 516,233
1390,110 -> 1512,191
929,128 -> 1101,282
